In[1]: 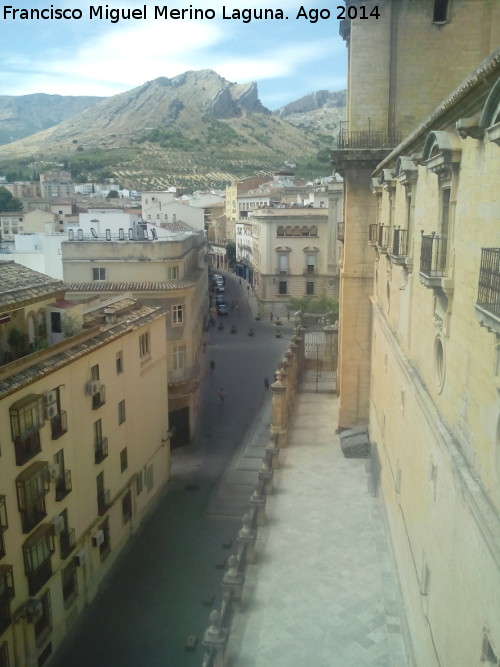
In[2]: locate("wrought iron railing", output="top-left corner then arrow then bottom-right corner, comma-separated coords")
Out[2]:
55,470 -> 72,502
169,364 -> 200,385
60,527 -> 76,560
94,437 -> 108,464
97,489 -> 111,516
27,559 -> 52,596
14,429 -> 41,466
51,410 -> 68,440
92,385 -> 106,410
477,248 -> 500,318
420,232 -> 447,277
392,228 -> 408,257
377,225 -> 390,250
337,129 -> 402,149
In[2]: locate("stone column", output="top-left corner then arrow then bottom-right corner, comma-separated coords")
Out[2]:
265,434 -> 280,469
249,486 -> 267,526
222,555 -> 245,611
237,513 -> 257,563
202,610 -> 228,667
258,461 -> 274,495
271,369 -> 287,449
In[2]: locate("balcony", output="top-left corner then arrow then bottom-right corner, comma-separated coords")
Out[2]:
0,565 -> 14,635
303,266 -> 317,276
59,527 -> 76,560
377,225 -> 390,252
14,429 -> 41,467
368,224 -> 378,246
168,364 -> 200,386
337,221 -> 344,242
92,385 -> 106,410
337,129 -> 402,150
94,437 -> 108,464
420,232 -> 449,288
475,248 -> 500,334
97,489 -> 111,516
391,228 -> 409,265
50,410 -> 68,440
23,524 -> 55,596
55,470 -> 72,502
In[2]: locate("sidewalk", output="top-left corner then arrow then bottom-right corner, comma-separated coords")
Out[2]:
225,392 -> 412,667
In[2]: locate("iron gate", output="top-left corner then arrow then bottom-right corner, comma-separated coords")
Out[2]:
300,326 -> 337,393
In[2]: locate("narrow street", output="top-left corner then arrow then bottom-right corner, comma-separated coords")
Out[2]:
50,273 -> 290,667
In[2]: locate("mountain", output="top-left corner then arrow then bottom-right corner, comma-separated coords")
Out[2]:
275,90 -> 346,133
0,93 -> 102,145
0,72 -> 342,189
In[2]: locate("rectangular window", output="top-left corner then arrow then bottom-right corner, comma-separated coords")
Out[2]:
120,448 -> 128,472
136,470 -> 143,496
278,281 -> 287,295
16,462 -> 50,533
172,345 -> 186,381
306,254 -> 316,274
22,525 -> 55,596
92,268 -> 106,281
146,465 -> 154,492
116,352 -> 123,374
118,400 -> 126,425
306,281 -> 315,296
167,266 -> 179,280
0,565 -> 14,636
172,305 -> 184,325
10,395 -> 44,466
139,332 -> 150,358
50,312 -> 62,333
90,364 -> 100,381
441,187 -> 451,237
122,490 -> 132,524
61,560 -> 78,609
433,0 -> 448,22
278,254 -> 288,273
99,518 -> 110,561
33,590 -> 52,648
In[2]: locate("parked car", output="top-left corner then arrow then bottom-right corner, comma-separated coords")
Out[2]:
217,303 -> 229,315
213,274 -> 225,284
216,284 -> 225,293
215,295 -> 226,305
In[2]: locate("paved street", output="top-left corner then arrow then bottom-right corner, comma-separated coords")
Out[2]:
50,273 -> 290,667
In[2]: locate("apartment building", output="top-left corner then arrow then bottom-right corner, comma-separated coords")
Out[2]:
61,225 -> 208,447
333,1 -> 500,664
0,261 -> 170,666
0,210 -> 55,242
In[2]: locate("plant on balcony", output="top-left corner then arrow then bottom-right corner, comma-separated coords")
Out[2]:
7,327 -> 28,359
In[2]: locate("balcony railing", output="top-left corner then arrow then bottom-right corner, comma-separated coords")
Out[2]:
377,225 -> 390,251
94,437 -> 108,464
303,267 -> 317,275
168,364 -> 200,385
477,248 -> 500,318
337,221 -> 344,242
27,558 -> 52,596
368,224 -> 378,246
59,527 -> 76,560
420,232 -> 447,278
55,470 -> 72,502
337,129 -> 402,150
50,410 -> 68,440
92,385 -> 106,410
14,429 -> 41,466
97,489 -> 111,516
392,228 -> 408,258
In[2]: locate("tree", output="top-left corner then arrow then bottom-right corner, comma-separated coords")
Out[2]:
107,190 -> 120,199
225,241 -> 236,267
288,295 -> 339,320
0,186 -> 23,211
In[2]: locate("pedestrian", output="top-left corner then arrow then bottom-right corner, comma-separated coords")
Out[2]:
236,301 -> 239,310
218,388 -> 225,403
270,312 -> 274,321
264,377 -> 269,389
210,360 -> 215,371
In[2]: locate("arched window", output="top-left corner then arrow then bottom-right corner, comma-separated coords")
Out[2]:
301,226 -> 309,236
310,226 -> 318,237
27,313 -> 36,348
277,226 -> 285,236
293,226 -> 301,236
285,226 -> 293,236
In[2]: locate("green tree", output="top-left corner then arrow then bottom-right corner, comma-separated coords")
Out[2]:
225,241 -> 236,267
0,186 -> 23,211
288,296 -> 339,320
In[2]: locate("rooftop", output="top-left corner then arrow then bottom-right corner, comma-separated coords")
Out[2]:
0,261 -> 65,310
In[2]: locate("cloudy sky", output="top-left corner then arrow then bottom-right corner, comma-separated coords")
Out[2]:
1,0 -> 347,109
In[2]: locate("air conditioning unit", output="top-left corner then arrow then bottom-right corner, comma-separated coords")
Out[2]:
25,598 -> 43,623
92,529 -> 105,548
43,390 -> 58,406
74,547 -> 88,567
51,514 -> 65,536
44,403 -> 59,420
47,463 -> 59,480
86,380 -> 101,396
